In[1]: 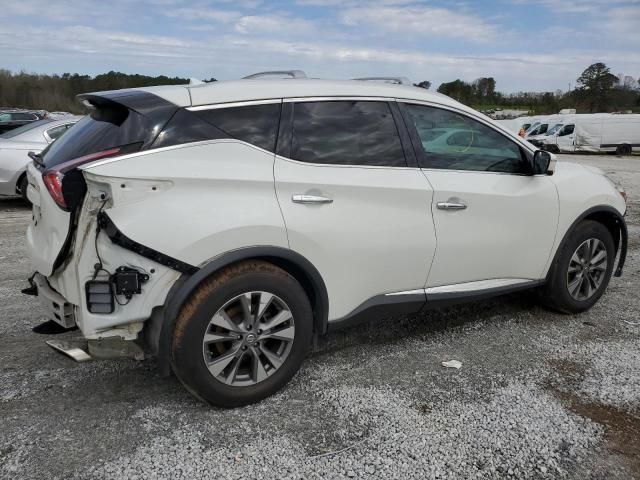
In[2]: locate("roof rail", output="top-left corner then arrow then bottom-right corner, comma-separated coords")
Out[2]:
243,70 -> 308,80
353,77 -> 413,86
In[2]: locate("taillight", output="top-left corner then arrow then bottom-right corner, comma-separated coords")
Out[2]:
43,170 -> 66,208
42,147 -> 121,210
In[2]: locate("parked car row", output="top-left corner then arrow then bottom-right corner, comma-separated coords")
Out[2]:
497,114 -> 640,155
0,117 -> 81,199
0,109 -> 75,134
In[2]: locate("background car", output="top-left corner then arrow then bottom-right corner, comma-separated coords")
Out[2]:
0,110 -> 41,134
0,116 -> 81,200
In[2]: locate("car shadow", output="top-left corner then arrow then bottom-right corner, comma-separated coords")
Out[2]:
0,196 -> 30,211
314,290 -> 542,356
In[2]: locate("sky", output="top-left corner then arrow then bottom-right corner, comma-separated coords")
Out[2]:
1,0 -> 639,93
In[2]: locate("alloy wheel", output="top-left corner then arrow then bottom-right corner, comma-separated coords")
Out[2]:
202,291 -> 295,386
566,238 -> 608,301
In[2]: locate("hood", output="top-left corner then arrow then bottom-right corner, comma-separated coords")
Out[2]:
553,160 -> 604,177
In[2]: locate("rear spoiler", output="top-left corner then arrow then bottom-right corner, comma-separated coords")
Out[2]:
76,90 -> 180,149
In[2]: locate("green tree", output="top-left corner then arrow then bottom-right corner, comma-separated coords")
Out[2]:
576,62 -> 618,112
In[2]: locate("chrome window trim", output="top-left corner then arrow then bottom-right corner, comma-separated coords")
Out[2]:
283,96 -> 395,103
275,154 -> 420,171
187,98 -> 283,111
81,138 -> 275,169
385,289 -> 425,296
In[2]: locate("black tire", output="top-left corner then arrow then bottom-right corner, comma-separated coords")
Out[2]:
17,175 -> 30,204
616,144 -> 632,156
541,220 -> 615,314
171,260 -> 313,408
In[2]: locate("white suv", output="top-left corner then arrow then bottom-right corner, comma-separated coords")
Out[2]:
24,72 -> 628,407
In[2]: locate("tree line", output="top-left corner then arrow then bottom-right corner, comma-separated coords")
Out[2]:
0,70 -> 195,113
415,63 -> 640,114
0,63 -> 638,115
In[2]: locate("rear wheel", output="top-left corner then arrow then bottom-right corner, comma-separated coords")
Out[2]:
171,261 -> 313,407
616,144 -> 632,156
17,175 -> 30,203
542,220 -> 615,313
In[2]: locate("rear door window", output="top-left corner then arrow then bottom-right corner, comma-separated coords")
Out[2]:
290,101 -> 406,167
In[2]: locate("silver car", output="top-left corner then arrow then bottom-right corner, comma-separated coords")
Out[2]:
0,117 -> 81,200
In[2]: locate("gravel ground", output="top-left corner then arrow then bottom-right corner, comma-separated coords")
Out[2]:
1,154 -> 639,480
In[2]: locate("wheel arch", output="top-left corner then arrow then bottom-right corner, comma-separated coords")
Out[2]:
547,205 -> 627,280
155,246 -> 329,376
15,171 -> 27,195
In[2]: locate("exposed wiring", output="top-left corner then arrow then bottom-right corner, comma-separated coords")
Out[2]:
114,294 -> 132,306
92,199 -> 110,280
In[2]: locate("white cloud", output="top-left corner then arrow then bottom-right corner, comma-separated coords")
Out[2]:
340,5 -> 499,41
234,14 -> 316,35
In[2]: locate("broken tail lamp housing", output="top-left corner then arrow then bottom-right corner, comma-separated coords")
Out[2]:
85,267 -> 149,314
43,147 -> 122,210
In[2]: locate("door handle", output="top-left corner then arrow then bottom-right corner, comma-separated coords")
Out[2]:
292,194 -> 333,204
437,202 -> 467,211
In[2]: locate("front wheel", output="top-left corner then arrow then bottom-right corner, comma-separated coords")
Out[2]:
171,260 -> 313,407
542,220 -> 615,314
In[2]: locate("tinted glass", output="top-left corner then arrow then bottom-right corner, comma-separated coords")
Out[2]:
291,101 -> 405,167
546,123 -> 562,135
0,119 -> 51,138
404,103 -> 526,174
152,108 -> 226,148
46,124 -> 70,140
194,103 -> 281,152
42,105 -> 146,168
13,112 -> 36,120
559,124 -> 574,136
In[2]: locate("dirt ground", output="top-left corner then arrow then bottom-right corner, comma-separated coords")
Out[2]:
0,154 -> 638,479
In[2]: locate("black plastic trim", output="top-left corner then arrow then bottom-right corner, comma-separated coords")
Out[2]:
425,280 -> 543,309
389,101 -> 418,168
328,292 -> 426,331
98,212 -> 199,274
157,246 -> 329,376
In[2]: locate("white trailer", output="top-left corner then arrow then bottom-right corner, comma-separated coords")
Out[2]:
543,114 -> 640,155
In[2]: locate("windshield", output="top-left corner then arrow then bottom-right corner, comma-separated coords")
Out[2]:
546,123 -> 563,136
0,119 -> 51,138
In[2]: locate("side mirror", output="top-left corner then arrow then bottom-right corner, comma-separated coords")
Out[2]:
533,150 -> 554,175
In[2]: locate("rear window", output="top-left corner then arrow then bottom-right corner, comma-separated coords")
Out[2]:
42,107 -> 147,169
194,104 -> 281,152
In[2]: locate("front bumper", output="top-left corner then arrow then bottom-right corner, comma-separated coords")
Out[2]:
32,273 -> 77,329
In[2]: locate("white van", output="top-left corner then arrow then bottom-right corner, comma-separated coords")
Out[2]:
495,117 -> 534,135
543,114 -> 640,155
